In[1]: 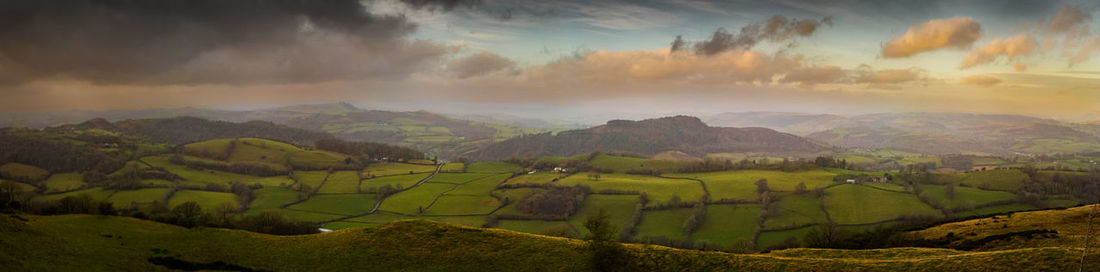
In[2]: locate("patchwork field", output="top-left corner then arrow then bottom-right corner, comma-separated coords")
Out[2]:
423,195 -> 500,215
465,162 -> 521,173
917,184 -> 1017,210
364,162 -> 437,177
757,225 -> 818,250
287,194 -> 378,216
42,173 -> 86,193
0,162 -> 49,180
317,171 -> 361,194
690,204 -> 761,247
107,188 -> 170,209
635,208 -> 694,239
824,184 -> 942,225
378,182 -> 456,214
667,169 -> 835,200
503,172 -> 564,185
568,194 -> 640,238
762,193 -> 828,230
167,190 -> 239,211
32,187 -> 116,203
361,173 -> 430,191
248,187 -> 300,211
557,173 -> 704,206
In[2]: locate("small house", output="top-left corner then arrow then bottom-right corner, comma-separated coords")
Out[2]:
846,179 -> 856,184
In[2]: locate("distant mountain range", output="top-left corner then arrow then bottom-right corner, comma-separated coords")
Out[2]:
471,116 -> 829,160
705,112 -> 1100,155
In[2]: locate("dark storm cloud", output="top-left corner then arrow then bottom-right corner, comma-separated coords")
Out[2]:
672,15 -> 832,56
0,0 -> 470,85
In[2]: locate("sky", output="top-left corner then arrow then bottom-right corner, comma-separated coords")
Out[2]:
0,0 -> 1098,120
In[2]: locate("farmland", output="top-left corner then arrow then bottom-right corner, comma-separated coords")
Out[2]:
167,190 -> 239,210
824,184 -> 942,225
556,173 -> 704,207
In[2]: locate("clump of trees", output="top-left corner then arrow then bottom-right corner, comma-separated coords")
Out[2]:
514,186 -> 586,217
585,209 -> 628,272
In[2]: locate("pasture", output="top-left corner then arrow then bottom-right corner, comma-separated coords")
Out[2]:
0,163 -> 49,180
824,184 -> 941,225
287,194 -> 378,215
364,162 -> 437,177
107,188 -> 170,209
917,184 -> 1017,210
446,174 -> 510,195
248,187 -> 301,211
758,225 -> 817,250
167,190 -> 239,211
378,182 -> 456,214
465,162 -> 521,173
635,208 -> 694,239
567,194 -> 640,238
557,173 -> 704,207
502,172 -> 563,185
762,193 -> 828,230
690,204 -> 761,247
33,187 -> 115,203
317,171 -> 361,194
43,173 -> 86,193
360,173 -> 430,191
422,195 -> 500,215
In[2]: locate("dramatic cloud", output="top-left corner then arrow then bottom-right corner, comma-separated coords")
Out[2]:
0,0 -> 465,85
448,52 -> 517,78
960,75 -> 1002,87
672,15 -> 832,55
881,17 -> 982,58
779,66 -> 846,86
522,49 -> 803,88
960,34 -> 1038,69
852,65 -> 929,84
1047,4 -> 1091,33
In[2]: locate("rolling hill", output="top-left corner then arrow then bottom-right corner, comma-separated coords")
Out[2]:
472,116 -> 829,160
0,214 -> 1087,271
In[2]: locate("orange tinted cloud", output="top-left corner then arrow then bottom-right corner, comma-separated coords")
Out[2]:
960,34 -> 1038,69
960,75 -> 1002,87
882,17 -> 982,58
851,65 -> 929,84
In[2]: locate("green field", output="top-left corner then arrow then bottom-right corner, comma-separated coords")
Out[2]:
42,173 -> 86,193
250,175 -> 295,187
440,163 -> 464,172
293,171 -> 329,191
955,203 -> 1039,218
762,193 -> 828,230
917,184 -> 1017,210
364,162 -> 437,177
667,170 -> 835,200
0,162 -> 49,180
32,187 -> 116,203
824,184 -> 942,225
344,212 -> 486,228
491,188 -> 546,216
143,156 -> 256,185
184,138 -> 349,171
690,204 -> 761,247
107,188 -> 170,209
465,162 -> 521,173
557,173 -> 703,207
274,209 -> 346,222
378,183 -> 455,214
317,171 -> 361,194
635,208 -> 694,239
423,195 -> 500,215
287,194 -> 378,216
2,180 -> 38,193
946,169 -> 1028,191
361,173 -> 430,191
568,194 -> 640,238
758,225 -> 817,250
248,187 -> 301,211
502,172 -> 563,185
427,173 -> 496,184
167,190 -> 239,211
446,174 -> 510,195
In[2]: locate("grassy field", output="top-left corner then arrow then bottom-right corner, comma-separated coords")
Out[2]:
667,169 -> 835,200
690,204 -> 761,247
635,208 -> 694,239
143,156 -> 256,185
287,194 -> 378,216
568,194 -> 640,238
248,187 -> 300,211
954,203 -> 1038,218
32,187 -> 116,203
360,173 -> 429,191
557,173 -> 703,207
107,188 -> 170,209
184,138 -> 349,171
917,184 -> 1017,210
343,212 -> 486,228
378,183 -> 455,214
502,172 -> 564,185
0,162 -> 49,180
364,162 -> 437,177
427,173 -> 497,184
1,180 -> 37,193
317,171 -> 361,194
824,184 -> 942,225
109,161 -> 150,177
423,195 -> 500,215
0,214 -> 1089,271
757,225 -> 816,250
271,209 -> 346,222
465,162 -> 521,173
446,174 -> 510,195
440,162 -> 464,172
167,190 -> 239,211
491,188 -> 546,216
42,173 -> 86,193
293,171 -> 329,191
908,205 -> 1098,251
249,175 -> 295,187
940,169 -> 1027,191
762,193 -> 828,230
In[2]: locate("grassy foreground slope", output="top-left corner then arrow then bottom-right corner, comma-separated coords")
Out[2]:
0,214 -> 1084,271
